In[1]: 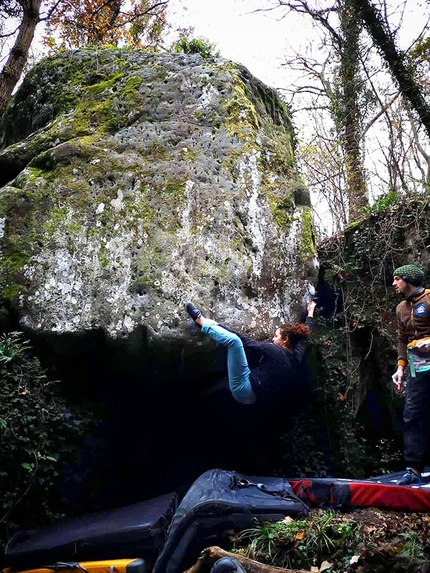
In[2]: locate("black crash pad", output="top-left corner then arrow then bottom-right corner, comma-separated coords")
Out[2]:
153,468 -> 309,573
5,492 -> 177,570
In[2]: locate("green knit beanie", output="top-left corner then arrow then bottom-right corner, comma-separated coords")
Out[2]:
393,264 -> 425,286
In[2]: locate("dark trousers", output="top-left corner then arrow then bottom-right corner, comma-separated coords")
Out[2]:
403,369 -> 430,472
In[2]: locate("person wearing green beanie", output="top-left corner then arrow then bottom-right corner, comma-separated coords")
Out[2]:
392,263 -> 430,486
393,264 -> 425,287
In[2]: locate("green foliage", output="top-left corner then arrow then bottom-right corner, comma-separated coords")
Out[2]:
171,36 -> 218,59
361,190 -> 401,216
398,532 -> 427,567
233,511 -> 430,572
234,510 -> 362,570
0,331 -> 96,552
0,331 -> 29,362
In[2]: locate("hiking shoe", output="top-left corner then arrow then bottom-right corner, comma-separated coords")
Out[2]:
397,469 -> 422,486
185,301 -> 202,321
210,557 -> 247,573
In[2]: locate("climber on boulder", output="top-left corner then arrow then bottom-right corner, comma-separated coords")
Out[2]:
185,299 -> 316,405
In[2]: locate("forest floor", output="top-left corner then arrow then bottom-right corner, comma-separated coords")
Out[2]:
227,506 -> 430,573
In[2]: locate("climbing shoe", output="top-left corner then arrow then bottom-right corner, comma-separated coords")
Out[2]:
397,468 -> 422,486
210,557 -> 247,573
185,301 -> 202,321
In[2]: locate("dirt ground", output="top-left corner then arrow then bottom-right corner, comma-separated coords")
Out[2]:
336,507 -> 430,542
317,508 -> 430,572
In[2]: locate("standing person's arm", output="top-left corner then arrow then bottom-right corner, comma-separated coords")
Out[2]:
392,308 -> 408,388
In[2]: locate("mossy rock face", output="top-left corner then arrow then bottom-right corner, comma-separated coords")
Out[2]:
0,48 -> 315,341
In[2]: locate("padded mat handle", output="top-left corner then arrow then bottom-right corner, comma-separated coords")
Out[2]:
47,563 -> 88,572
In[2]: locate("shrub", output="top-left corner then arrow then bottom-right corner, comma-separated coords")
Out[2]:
172,36 -> 218,59
232,511 -> 429,572
234,510 -> 362,570
0,332 -> 96,552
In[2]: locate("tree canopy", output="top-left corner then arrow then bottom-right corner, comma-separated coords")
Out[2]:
44,0 -> 168,50
0,0 -> 169,111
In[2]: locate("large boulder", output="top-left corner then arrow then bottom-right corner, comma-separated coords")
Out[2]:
0,48 -> 316,343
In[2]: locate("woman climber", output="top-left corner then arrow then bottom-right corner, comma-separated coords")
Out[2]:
185,299 -> 316,405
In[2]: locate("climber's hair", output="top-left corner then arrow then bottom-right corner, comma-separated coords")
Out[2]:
278,323 -> 310,344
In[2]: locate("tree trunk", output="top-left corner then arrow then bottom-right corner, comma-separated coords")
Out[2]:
183,546 -> 311,573
0,0 -> 42,111
338,0 -> 367,220
350,0 -> 430,142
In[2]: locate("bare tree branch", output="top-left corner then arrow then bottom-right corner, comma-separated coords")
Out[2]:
350,0 -> 430,141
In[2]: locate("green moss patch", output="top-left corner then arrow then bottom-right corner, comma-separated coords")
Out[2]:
298,207 -> 317,261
